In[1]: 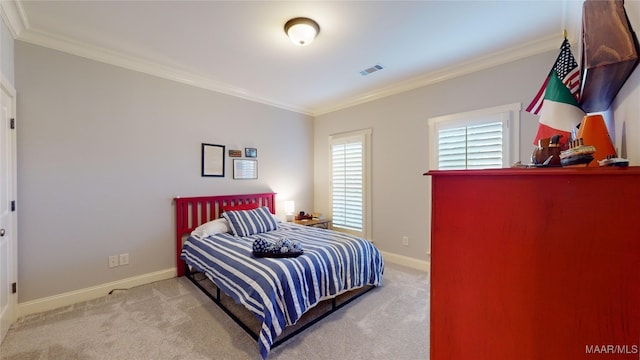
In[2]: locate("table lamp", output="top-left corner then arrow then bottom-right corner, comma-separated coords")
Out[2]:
284,201 -> 295,222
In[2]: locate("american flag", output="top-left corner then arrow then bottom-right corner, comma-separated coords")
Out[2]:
526,39 -> 581,114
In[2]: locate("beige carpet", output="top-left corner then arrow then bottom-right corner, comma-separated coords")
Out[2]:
0,263 -> 429,360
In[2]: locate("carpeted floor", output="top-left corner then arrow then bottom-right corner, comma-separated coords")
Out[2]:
0,263 -> 429,360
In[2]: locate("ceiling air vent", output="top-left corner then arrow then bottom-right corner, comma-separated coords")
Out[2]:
360,64 -> 384,76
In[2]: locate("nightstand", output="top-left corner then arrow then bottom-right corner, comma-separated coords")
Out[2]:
292,218 -> 332,229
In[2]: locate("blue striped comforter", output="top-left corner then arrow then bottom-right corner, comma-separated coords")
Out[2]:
180,222 -> 384,359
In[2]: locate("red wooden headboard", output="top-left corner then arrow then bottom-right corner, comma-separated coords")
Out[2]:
173,192 -> 276,276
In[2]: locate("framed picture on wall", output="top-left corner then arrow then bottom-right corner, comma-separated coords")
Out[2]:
202,143 -> 225,177
245,148 -> 257,158
233,159 -> 257,179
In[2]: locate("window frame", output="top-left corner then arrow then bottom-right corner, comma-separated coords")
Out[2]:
428,103 -> 521,170
328,128 -> 372,240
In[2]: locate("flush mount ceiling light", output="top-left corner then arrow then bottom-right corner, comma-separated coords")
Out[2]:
284,17 -> 320,46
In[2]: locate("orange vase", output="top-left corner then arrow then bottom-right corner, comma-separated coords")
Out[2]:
576,114 -> 616,167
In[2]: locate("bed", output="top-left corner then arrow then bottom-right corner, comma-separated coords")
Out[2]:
174,193 -> 384,359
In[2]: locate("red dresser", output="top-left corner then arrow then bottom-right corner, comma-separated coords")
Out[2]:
426,167 -> 640,360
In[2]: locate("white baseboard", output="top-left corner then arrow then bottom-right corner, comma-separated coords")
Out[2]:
18,252 -> 427,317
381,251 -> 430,272
18,268 -> 176,318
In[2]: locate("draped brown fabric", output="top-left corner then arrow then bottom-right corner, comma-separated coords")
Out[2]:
580,0 -> 639,113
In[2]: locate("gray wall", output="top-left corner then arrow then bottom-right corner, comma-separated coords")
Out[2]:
612,1 -> 640,163
15,42 -> 314,302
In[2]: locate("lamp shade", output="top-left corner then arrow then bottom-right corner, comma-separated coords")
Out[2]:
284,18 -> 319,46
284,201 -> 295,214
576,114 -> 616,167
284,201 -> 295,221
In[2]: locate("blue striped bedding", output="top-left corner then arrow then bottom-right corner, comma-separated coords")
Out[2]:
180,222 -> 384,359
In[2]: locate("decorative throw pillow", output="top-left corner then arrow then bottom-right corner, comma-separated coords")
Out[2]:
222,206 -> 278,237
252,236 -> 303,257
252,237 -> 274,253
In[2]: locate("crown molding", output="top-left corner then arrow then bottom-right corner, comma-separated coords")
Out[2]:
0,0 -> 29,38
312,34 -> 565,116
17,27 -> 314,116
312,0 -> 583,116
9,0 -> 578,118
15,26 -> 568,118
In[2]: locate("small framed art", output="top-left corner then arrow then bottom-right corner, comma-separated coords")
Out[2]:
228,149 -> 242,157
201,143 -> 225,177
233,159 -> 258,179
245,147 -> 257,158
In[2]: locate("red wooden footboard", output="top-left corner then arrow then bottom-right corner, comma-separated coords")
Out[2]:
173,192 -> 276,276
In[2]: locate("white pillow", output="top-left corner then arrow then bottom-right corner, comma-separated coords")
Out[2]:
190,218 -> 230,239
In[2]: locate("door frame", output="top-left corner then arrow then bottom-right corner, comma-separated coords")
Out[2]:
0,73 -> 18,344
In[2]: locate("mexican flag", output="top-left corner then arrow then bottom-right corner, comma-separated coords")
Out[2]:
533,70 -> 585,147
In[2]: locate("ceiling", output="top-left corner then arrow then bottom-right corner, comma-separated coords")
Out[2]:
2,1 -> 583,116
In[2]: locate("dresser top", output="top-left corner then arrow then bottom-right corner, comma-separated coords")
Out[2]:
424,166 -> 640,177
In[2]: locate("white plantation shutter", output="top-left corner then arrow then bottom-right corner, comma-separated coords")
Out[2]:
332,141 -> 363,230
438,122 -> 503,170
330,129 -> 371,238
429,103 -> 521,170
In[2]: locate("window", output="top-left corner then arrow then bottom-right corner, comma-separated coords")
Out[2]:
329,129 -> 371,239
428,103 -> 521,170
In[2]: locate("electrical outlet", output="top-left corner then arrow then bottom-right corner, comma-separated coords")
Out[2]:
402,236 -> 409,246
108,255 -> 119,268
119,253 -> 129,266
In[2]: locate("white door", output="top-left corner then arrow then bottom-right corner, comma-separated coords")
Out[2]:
0,77 -> 17,344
